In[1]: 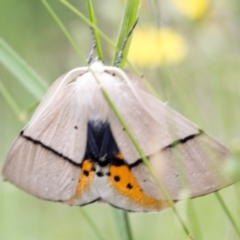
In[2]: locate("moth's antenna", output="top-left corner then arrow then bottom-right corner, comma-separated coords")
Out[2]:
87,27 -> 97,65
115,19 -> 138,67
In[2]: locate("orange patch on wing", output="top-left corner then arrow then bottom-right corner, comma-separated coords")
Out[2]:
115,152 -> 124,160
66,159 -> 95,204
108,165 -> 168,210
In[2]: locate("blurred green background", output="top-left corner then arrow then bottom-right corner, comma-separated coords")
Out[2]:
1,0 -> 240,239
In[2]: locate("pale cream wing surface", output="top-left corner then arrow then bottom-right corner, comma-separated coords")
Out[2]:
131,134 -> 230,200
23,83 -> 87,164
2,82 -> 88,200
105,83 -> 200,163
105,83 -> 231,199
30,69 -> 86,125
2,137 -> 80,201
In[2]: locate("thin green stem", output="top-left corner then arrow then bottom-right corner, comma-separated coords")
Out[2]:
0,38 -> 47,100
59,0 -> 116,50
41,0 -> 86,62
122,212 -> 132,240
149,0 -> 161,28
0,79 -> 21,116
80,209 -> 107,240
112,210 -> 133,240
113,0 -> 140,68
215,192 -> 240,238
186,200 -> 202,240
87,0 -> 103,61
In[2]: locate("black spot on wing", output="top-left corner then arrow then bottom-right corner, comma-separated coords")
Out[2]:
83,170 -> 89,176
96,172 -> 104,177
114,176 -> 120,182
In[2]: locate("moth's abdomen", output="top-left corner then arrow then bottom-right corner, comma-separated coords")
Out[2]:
70,121 -> 167,211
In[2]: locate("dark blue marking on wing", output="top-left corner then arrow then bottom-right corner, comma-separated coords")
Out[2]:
84,121 -> 124,167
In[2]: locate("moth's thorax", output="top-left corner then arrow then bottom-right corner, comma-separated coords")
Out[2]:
75,66 -> 122,122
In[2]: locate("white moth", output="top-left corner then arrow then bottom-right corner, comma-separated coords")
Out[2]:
2,61 -> 232,212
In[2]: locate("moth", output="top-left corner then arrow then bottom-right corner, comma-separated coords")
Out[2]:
2,61 -> 232,212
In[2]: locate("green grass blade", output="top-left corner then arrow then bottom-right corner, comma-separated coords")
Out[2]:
149,0 -> 161,27
113,0 -> 140,68
0,38 -> 47,100
185,199 -> 202,240
0,80 -> 38,123
87,0 -> 103,61
0,79 -> 22,116
112,209 -> 133,240
80,209 -> 107,240
59,0 -> 117,50
41,0 -> 86,63
215,192 -> 240,238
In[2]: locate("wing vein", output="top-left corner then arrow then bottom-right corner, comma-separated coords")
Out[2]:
20,130 -> 82,167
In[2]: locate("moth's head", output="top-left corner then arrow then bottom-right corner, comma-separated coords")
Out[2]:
86,60 -> 144,90
89,61 -> 105,74
88,60 -> 125,80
